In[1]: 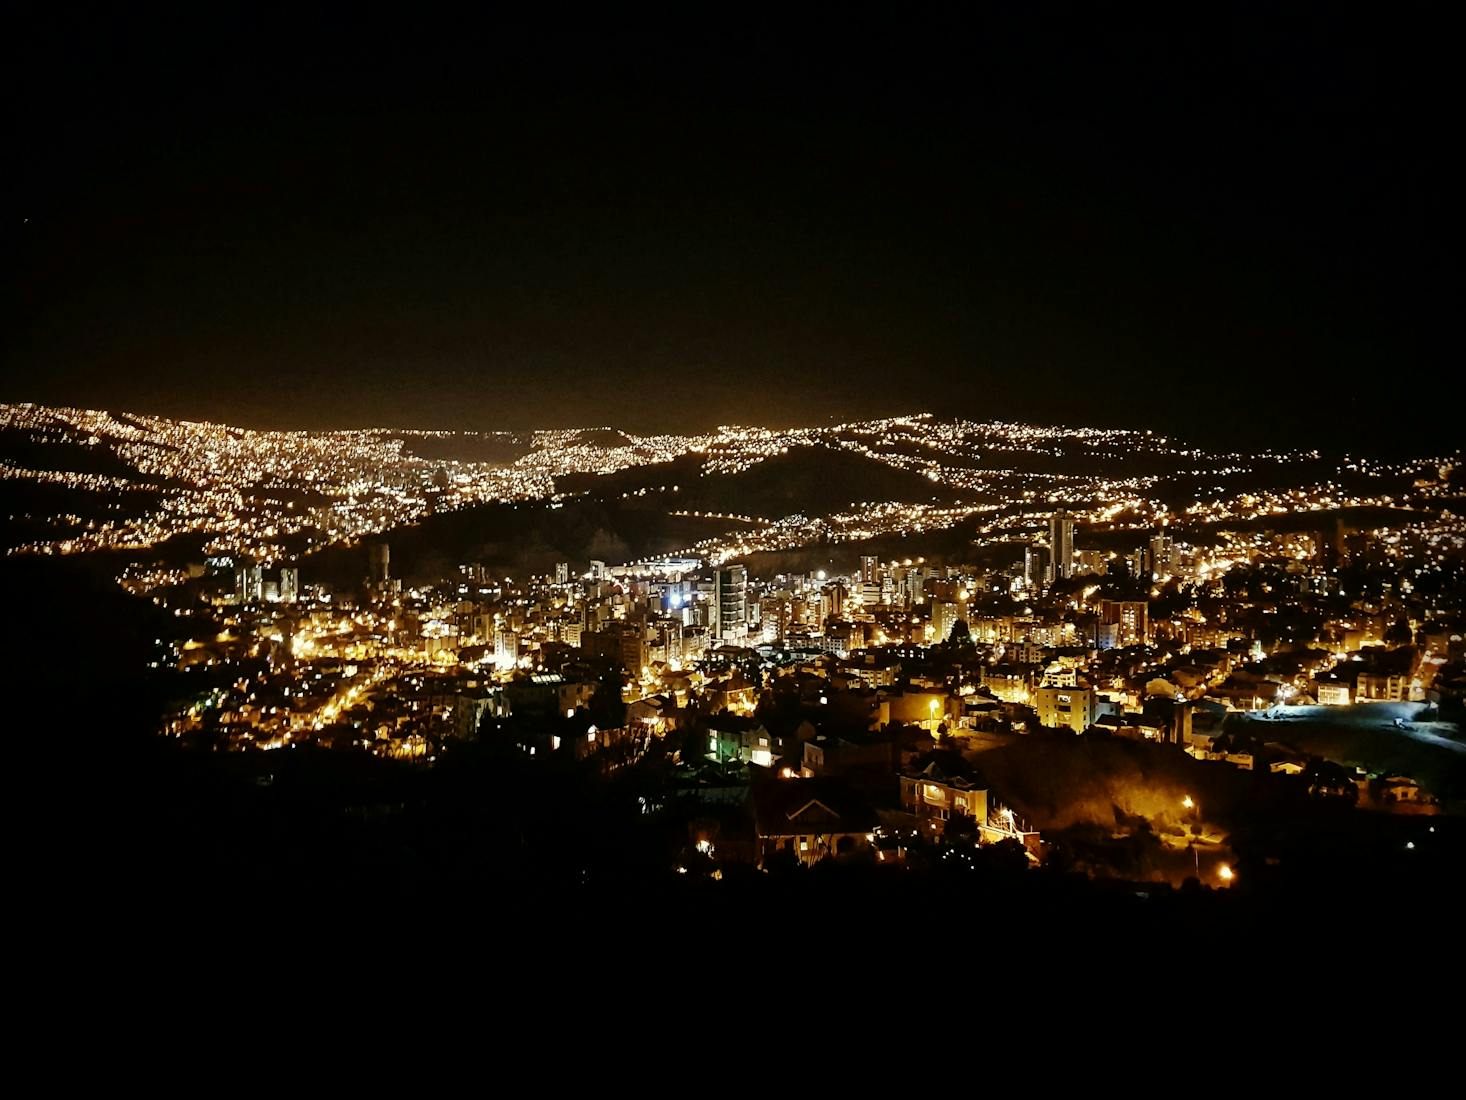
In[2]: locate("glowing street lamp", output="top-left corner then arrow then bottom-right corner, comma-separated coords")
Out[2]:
1183,795 -> 1200,877
1218,863 -> 1234,883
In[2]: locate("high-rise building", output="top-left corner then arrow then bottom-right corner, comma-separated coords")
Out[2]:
1024,543 -> 1047,590
279,567 -> 299,603
861,555 -> 880,585
904,568 -> 930,605
1047,511 -> 1074,582
620,625 -> 649,677
760,595 -> 790,643
494,629 -> 520,668
714,565 -> 748,641
1147,533 -> 1173,581
236,564 -> 263,602
555,561 -> 570,585
368,542 -> 391,585
1098,599 -> 1149,647
1127,549 -> 1146,580
821,581 -> 846,623
932,599 -> 961,642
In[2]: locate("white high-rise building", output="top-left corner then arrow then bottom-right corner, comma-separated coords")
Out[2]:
494,629 -> 520,668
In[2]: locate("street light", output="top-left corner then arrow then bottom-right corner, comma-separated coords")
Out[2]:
1218,863 -> 1234,883
1183,795 -> 1200,878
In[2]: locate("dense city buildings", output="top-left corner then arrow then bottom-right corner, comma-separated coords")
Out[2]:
6,11 -> 1461,946
5,402 -> 1461,910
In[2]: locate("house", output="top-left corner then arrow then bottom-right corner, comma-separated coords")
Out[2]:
1145,676 -> 1183,699
504,673 -> 596,718
707,670 -> 758,713
1095,711 -> 1169,742
881,687 -> 956,729
706,716 -> 773,767
1305,759 -> 1360,802
839,651 -> 903,688
750,779 -> 877,868
1379,775 -> 1428,803
801,732 -> 894,778
1268,748 -> 1308,775
627,694 -> 681,735
960,694 -> 1003,729
1035,680 -> 1096,733
1182,706 -> 1227,756
669,762 -> 754,806
981,664 -> 1033,705
899,756 -> 989,837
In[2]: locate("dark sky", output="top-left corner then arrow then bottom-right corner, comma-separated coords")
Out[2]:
3,8 -> 1454,451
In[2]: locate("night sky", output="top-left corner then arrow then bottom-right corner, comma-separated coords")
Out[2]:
4,9 -> 1453,451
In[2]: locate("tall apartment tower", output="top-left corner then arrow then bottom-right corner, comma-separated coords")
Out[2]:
367,542 -> 391,585
1047,511 -> 1074,583
860,555 -> 880,585
932,599 -> 961,642
236,564 -> 264,602
714,565 -> 748,641
1024,542 -> 1048,591
1147,533 -> 1173,580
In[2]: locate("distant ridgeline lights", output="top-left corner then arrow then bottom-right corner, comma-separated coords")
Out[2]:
3,403 -> 1455,606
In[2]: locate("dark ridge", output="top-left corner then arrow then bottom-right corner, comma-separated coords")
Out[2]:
0,480 -> 165,551
557,444 -> 968,517
0,425 -> 139,479
566,428 -> 634,449
299,497 -> 732,586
